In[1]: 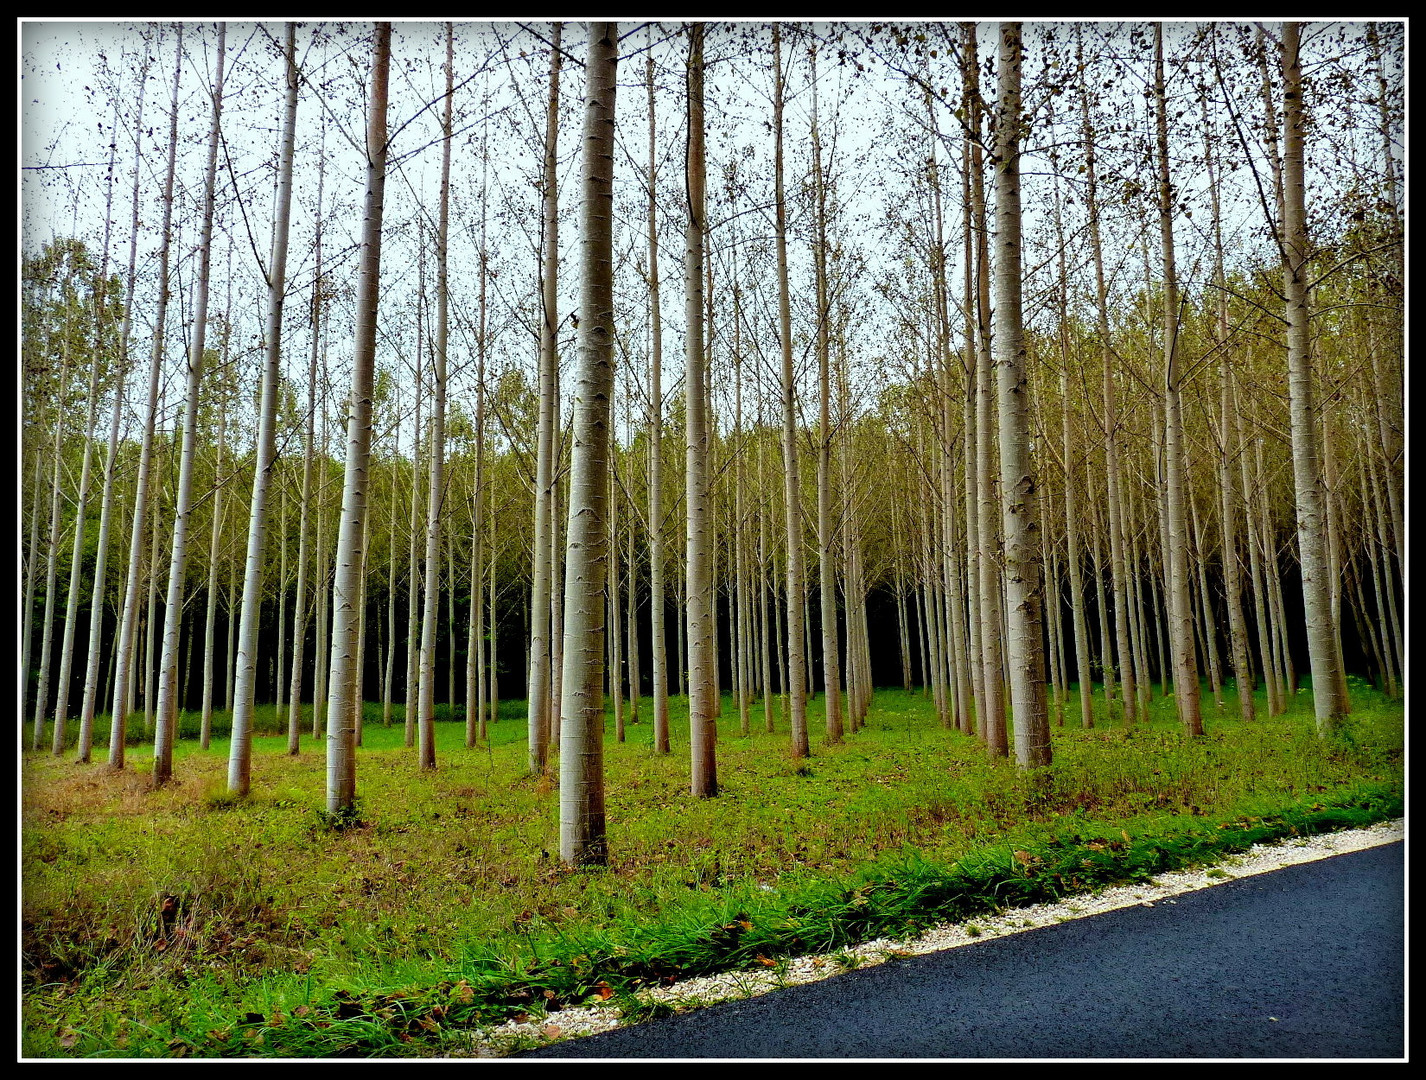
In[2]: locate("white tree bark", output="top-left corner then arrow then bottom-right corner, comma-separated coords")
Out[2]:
153,23 -> 227,784
993,22 -> 1050,768
325,22 -> 390,815
645,41 -> 670,754
684,24 -> 717,797
773,26 -> 809,759
558,20 -> 618,865
1281,22 -> 1349,732
1152,23 -> 1203,739
527,23 -> 562,774
229,22 -> 298,794
107,28 -> 183,769
417,23 -> 454,772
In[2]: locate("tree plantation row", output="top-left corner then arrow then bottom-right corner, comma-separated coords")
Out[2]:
20,22 -> 1404,867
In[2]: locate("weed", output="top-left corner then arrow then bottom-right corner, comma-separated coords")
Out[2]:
314,801 -> 365,833
20,686 -> 1403,1058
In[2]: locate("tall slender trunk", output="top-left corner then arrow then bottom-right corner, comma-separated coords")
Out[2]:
773,26 -> 808,759
201,387 -> 228,749
1281,23 -> 1349,730
644,41 -> 670,754
558,20 -> 618,865
468,132 -> 490,746
288,152 -> 323,754
1152,24 -> 1202,738
966,23 -> 1006,757
53,128 -> 122,754
527,23 -> 562,774
404,350 -> 423,747
153,24 -> 227,784
416,24 -> 454,772
32,329 -> 71,752
108,28 -> 183,769
808,46 -> 842,745
325,22 -> 390,815
685,24 -> 717,797
994,23 -> 1048,767
229,23 -> 297,793
79,59 -> 150,760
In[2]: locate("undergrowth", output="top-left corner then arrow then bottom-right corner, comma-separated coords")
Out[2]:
21,677 -> 1403,1058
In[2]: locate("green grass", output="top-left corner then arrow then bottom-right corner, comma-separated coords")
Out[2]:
22,676 -> 1403,1058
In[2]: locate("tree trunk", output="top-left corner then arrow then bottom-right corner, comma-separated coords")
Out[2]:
558,20 -> 618,865
527,23 -> 562,774
416,24 -> 454,773
1152,24 -> 1202,738
229,23 -> 297,794
966,23 -> 1006,757
108,27 -> 183,770
325,22 -> 390,815
79,61 -> 149,760
994,24 -> 1050,768
1281,23 -> 1349,731
773,26 -> 808,759
153,24 -> 227,785
684,24 -> 717,798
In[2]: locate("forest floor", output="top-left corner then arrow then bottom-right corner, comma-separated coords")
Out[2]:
21,677 -> 1403,1058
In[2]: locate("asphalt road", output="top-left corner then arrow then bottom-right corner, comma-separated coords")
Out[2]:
520,841 -> 1404,1059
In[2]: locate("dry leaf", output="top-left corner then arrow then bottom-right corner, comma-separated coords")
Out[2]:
543,1024 -> 562,1039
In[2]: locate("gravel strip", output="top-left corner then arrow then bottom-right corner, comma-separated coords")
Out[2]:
458,819 -> 1405,1058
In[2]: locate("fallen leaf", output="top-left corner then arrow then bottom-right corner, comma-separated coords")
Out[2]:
543,1024 -> 562,1038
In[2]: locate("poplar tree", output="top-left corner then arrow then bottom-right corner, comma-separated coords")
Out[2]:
1281,22 -> 1349,731
326,22 -> 391,815
559,19 -> 618,866
153,22 -> 227,785
993,22 -> 1051,768
527,24 -> 562,775
417,23 -> 455,772
229,22 -> 299,794
684,23 -> 717,797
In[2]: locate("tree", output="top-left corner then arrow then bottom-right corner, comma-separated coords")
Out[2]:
773,25 -> 809,760
1280,22 -> 1349,732
153,22 -> 227,786
1151,22 -> 1204,740
558,19 -> 618,866
326,21 -> 391,815
527,23 -> 563,776
229,22 -> 299,795
993,22 -> 1051,768
645,35 -> 671,755
105,27 -> 184,770
416,23 -> 455,772
684,23 -> 717,797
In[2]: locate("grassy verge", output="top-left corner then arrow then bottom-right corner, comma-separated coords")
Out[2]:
21,677 -> 1402,1058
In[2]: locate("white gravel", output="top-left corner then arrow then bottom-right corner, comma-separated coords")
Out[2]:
459,818 -> 1404,1058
